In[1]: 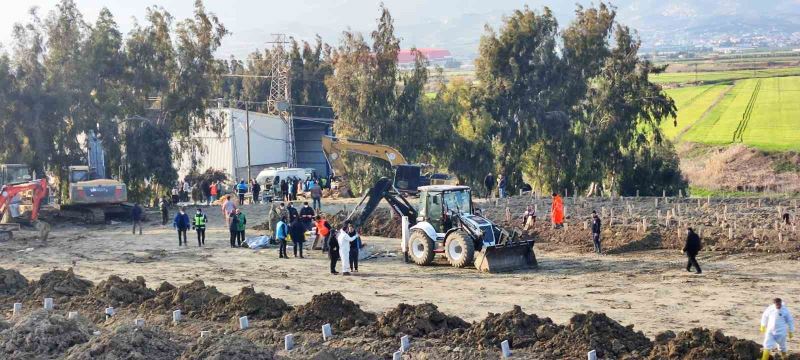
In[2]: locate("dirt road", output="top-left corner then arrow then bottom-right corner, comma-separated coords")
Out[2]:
1,202 -> 797,344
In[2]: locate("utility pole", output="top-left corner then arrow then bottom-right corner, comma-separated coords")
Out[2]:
267,33 -> 295,168
245,101 -> 252,182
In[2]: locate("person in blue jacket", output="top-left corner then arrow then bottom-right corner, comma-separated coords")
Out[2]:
275,216 -> 289,258
237,180 -> 248,205
173,207 -> 191,246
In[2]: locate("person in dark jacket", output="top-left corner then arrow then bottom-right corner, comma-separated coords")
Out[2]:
299,202 -> 315,230
229,211 -> 240,248
328,222 -> 340,274
591,210 -> 602,254
173,207 -> 190,246
235,208 -> 247,247
349,229 -> 362,272
682,227 -> 702,274
287,202 -> 299,223
289,218 -> 306,258
280,179 -> 289,202
483,172 -> 494,199
131,203 -> 143,235
251,180 -> 261,204
159,197 -> 169,225
290,178 -> 298,201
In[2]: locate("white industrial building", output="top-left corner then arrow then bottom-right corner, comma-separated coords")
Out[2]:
176,107 -> 331,182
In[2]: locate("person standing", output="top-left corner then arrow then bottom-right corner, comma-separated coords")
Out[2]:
235,208 -> 247,247
251,179 -> 261,204
290,178 -> 298,201
337,221 -> 355,276
159,197 -> 169,226
551,193 -> 564,228
193,208 -> 207,247
280,179 -> 289,202
310,181 -> 323,212
682,227 -> 702,274
483,172 -> 494,199
300,202 -> 315,231
497,174 -> 507,199
209,181 -> 218,204
221,195 -> 236,227
171,187 -> 180,205
327,221 -> 339,274
275,216 -> 289,258
349,229 -> 361,273
267,201 -> 280,235
315,215 -> 332,252
287,202 -> 299,223
760,298 -> 795,360
237,180 -> 248,205
522,205 -> 536,232
173,207 -> 190,246
182,181 -> 191,202
131,202 -> 143,235
591,210 -> 602,254
228,210 -> 240,248
289,217 -> 306,258
202,180 -> 212,205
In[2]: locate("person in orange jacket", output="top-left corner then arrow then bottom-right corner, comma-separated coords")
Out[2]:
551,192 -> 564,228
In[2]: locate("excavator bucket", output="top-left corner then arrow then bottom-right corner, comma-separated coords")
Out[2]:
474,240 -> 536,273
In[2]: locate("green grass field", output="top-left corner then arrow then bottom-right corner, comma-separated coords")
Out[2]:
651,67 -> 800,85
679,76 -> 800,151
661,84 -> 731,140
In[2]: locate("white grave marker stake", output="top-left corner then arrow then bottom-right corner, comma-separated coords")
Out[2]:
501,340 -> 512,358
68,311 -> 78,320
239,316 -> 249,330
400,335 -> 411,352
13,303 -> 22,317
285,334 -> 294,351
43,298 -> 54,310
322,323 -> 333,341
173,310 -> 182,323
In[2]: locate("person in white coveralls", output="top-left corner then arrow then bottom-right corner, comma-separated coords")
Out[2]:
760,298 -> 795,360
337,221 -> 356,276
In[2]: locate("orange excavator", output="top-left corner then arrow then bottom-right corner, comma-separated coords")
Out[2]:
0,165 -> 50,241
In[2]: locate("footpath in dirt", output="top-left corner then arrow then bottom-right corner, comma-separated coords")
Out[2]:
2,268 -> 795,360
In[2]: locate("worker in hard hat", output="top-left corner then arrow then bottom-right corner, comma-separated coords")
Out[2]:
551,193 -> 564,228
760,298 -> 795,360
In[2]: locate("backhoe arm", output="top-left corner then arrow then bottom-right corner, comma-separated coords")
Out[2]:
347,177 -> 418,228
322,136 -> 409,177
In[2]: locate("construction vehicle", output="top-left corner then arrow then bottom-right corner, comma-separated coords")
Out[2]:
321,136 -> 456,194
60,131 -> 129,223
0,164 -> 50,241
347,176 -> 536,273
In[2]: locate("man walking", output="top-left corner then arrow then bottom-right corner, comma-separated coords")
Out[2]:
173,207 -> 190,246
193,208 -> 207,247
131,202 -> 143,235
300,202 -> 315,231
760,298 -> 795,360
483,172 -> 494,199
275,216 -> 289,258
682,227 -> 702,274
310,181 -> 323,212
591,210 -> 602,254
236,208 -> 247,247
159,196 -> 169,226
289,217 -> 306,258
221,195 -> 236,227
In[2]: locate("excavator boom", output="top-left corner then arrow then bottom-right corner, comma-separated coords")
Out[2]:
321,136 -> 408,177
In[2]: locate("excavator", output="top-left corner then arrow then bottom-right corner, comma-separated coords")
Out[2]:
321,136 -> 456,194
0,164 -> 50,241
346,175 -> 537,273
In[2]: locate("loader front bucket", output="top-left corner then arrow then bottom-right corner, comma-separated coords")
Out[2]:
474,240 -> 536,273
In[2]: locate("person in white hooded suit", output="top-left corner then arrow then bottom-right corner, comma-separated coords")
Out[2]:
760,298 -> 795,360
337,221 -> 356,276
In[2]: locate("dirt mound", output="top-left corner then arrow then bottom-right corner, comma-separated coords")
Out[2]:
0,310 -> 91,359
537,311 -> 652,359
155,281 -> 176,293
89,275 -> 156,307
372,303 -> 469,338
329,208 -> 401,238
207,286 -> 291,321
25,268 -> 93,300
280,291 -> 376,331
140,280 -> 229,318
65,325 -> 183,360
453,305 -> 558,350
180,336 -> 274,360
0,268 -> 28,296
647,328 -> 762,360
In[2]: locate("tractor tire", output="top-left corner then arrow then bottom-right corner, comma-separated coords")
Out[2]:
445,231 -> 475,268
408,229 -> 435,266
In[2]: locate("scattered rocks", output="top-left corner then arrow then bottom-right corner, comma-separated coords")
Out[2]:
647,328 -> 762,360
88,275 -> 156,307
207,286 -> 291,321
180,336 -> 274,360
0,310 -> 91,359
280,291 -> 376,331
372,302 -> 469,338
65,325 -> 184,360
0,268 -> 28,296
140,280 -> 229,318
454,305 -> 558,350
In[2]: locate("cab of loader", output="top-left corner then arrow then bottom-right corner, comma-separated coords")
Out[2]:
0,164 -> 32,188
417,185 -> 472,232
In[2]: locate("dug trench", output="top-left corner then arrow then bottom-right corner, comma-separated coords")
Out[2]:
0,269 -> 796,359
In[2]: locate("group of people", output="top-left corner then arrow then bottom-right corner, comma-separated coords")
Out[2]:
483,172 -> 507,199
278,176 -> 326,211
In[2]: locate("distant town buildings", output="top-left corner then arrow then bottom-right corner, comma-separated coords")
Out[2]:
398,48 -> 462,69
